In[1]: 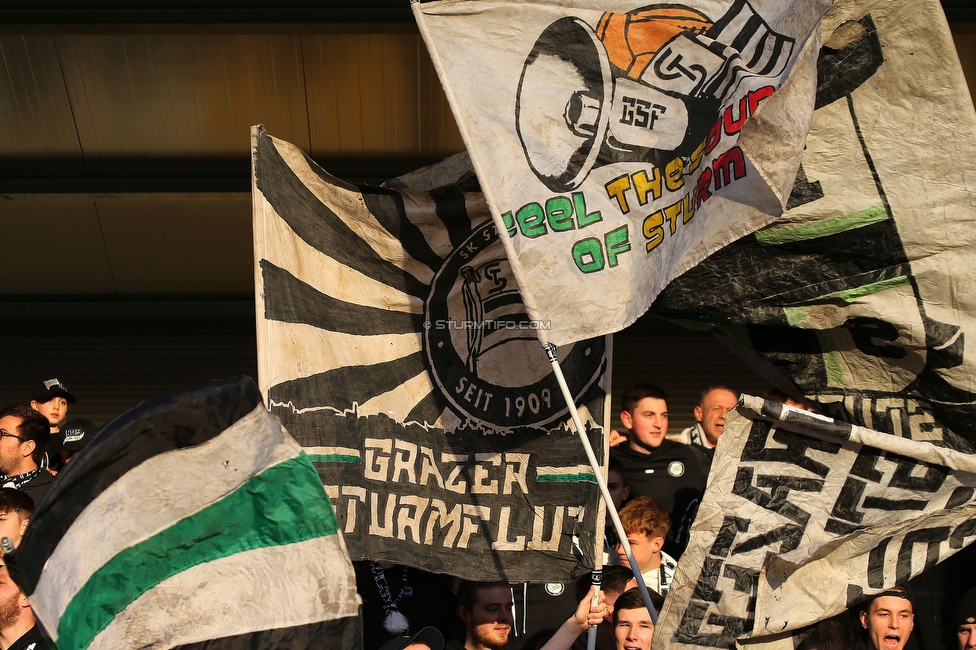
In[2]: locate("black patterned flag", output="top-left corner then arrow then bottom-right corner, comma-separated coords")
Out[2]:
251,127 -> 611,581
3,376 -> 361,650
655,396 -> 976,650
412,0 -> 830,346
652,0 -> 976,455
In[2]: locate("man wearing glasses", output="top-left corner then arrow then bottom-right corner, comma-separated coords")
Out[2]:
0,407 -> 52,504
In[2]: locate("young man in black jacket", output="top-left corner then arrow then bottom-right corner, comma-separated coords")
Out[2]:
609,384 -> 711,558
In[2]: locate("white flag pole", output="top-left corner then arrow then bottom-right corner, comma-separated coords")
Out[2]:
543,342 -> 659,626
586,568 -> 603,650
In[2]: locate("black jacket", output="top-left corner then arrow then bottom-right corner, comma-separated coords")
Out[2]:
7,623 -> 50,650
20,469 -> 55,506
610,440 -> 711,558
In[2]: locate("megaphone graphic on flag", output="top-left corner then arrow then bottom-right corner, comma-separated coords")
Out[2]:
515,0 -> 795,192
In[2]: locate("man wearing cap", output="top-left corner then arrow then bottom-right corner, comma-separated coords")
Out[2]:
29,378 -> 74,435
955,587 -> 976,650
859,586 -> 914,650
0,407 -> 53,504
380,627 -> 445,650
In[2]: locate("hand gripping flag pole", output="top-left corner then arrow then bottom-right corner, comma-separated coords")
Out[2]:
543,342 -> 659,634
588,567 -> 603,650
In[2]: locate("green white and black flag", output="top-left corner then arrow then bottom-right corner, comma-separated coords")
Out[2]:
650,0 -> 976,646
252,127 -> 611,582
652,0 -> 976,454
4,376 -> 361,650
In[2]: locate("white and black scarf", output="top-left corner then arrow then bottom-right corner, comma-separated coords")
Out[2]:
369,562 -> 410,635
0,467 -> 40,490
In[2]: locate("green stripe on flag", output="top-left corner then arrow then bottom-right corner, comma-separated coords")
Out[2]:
536,466 -> 597,483
784,277 -> 910,325
815,330 -> 847,388
309,454 -> 361,463
755,204 -> 887,245
824,349 -> 846,387
56,453 -> 337,650
811,276 -> 910,303
537,473 -> 597,483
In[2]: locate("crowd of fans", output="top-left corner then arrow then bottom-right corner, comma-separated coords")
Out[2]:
353,383 -> 732,650
0,378 -> 971,650
0,378 -> 96,650
353,383 -> 976,650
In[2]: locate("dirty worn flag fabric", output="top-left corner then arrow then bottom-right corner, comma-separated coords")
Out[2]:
4,376 -> 361,650
252,126 -> 611,583
654,395 -> 976,650
651,0 -> 976,454
412,0 -> 830,346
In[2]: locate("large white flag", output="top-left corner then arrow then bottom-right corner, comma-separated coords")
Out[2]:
413,0 -> 830,345
650,0 -> 976,454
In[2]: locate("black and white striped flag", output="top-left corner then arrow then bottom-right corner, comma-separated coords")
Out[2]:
251,127 -> 611,582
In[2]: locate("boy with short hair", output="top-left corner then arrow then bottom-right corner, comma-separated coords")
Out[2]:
612,589 -> 655,650
859,586 -> 914,650
573,566 -> 638,650
0,488 -> 34,548
615,497 -> 676,597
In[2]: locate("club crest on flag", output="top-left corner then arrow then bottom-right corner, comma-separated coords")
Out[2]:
253,129 -> 606,434
424,218 -> 605,429
252,130 -> 610,580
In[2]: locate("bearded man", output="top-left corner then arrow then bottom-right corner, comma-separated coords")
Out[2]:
448,582 -> 513,650
0,565 -> 47,650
